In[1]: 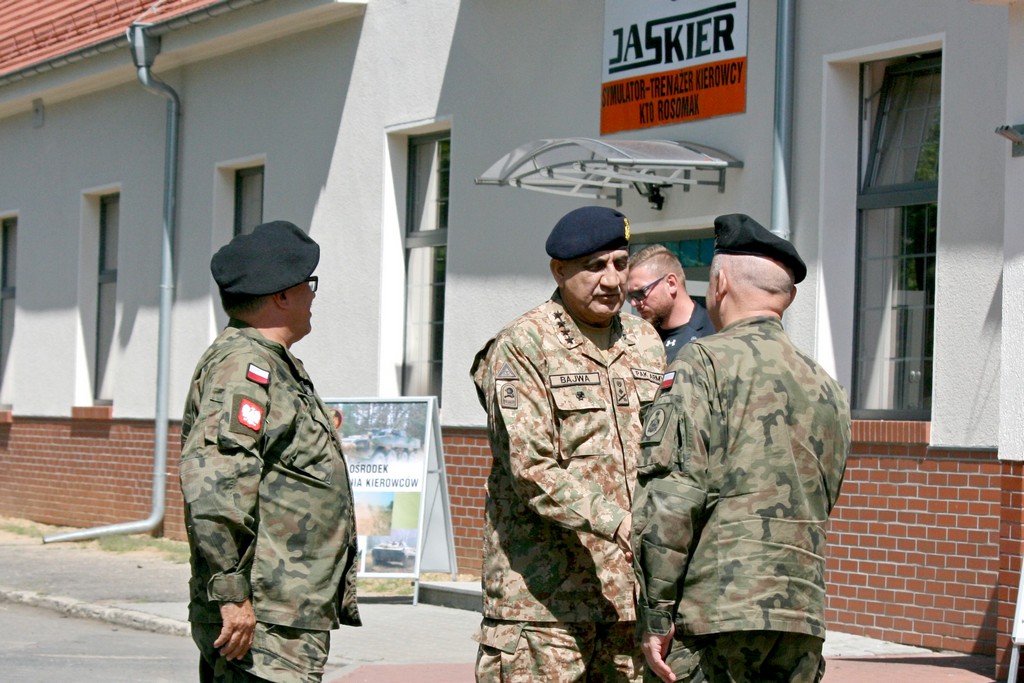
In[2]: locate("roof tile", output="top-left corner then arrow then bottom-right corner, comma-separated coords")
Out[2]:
0,0 -> 226,79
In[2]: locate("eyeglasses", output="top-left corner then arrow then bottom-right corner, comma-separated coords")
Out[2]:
304,276 -> 318,293
627,274 -> 667,305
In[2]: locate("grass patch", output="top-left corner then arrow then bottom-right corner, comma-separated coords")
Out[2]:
96,534 -> 191,564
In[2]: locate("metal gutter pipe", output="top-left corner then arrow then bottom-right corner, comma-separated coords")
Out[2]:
45,23 -> 179,543
771,0 -> 795,239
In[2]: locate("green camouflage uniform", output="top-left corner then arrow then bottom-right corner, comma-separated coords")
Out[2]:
471,291 -> 665,680
633,316 -> 850,681
181,322 -> 360,678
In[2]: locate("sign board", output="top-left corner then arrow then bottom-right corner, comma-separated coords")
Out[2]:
601,0 -> 749,134
324,397 -> 457,585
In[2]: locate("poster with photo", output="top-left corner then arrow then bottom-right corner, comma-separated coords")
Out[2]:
324,398 -> 453,580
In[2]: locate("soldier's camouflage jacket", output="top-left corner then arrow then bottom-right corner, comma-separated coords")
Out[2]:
633,316 -> 850,639
471,291 -> 666,624
180,322 -> 360,630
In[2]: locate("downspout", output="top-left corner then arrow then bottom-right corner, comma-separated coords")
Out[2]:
45,23 -> 179,543
771,0 -> 795,239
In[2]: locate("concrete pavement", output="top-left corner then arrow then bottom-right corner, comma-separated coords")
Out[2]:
0,522 -> 999,682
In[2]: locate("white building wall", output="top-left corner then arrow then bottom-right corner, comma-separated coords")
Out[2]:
1001,0 -> 1024,461
0,0 -> 1013,452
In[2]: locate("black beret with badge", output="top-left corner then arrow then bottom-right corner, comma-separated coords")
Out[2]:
211,220 -> 320,295
545,206 -> 631,260
713,213 -> 806,284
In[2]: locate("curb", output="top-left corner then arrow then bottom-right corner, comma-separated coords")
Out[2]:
0,586 -> 190,638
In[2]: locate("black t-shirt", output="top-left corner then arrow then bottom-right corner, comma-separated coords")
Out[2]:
660,301 -> 714,364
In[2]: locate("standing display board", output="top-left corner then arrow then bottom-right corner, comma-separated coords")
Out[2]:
324,397 -> 457,595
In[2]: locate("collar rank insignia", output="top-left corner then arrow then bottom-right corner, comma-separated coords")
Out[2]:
246,363 -> 270,385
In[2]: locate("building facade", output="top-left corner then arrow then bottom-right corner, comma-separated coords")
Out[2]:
1,0 -> 1022,675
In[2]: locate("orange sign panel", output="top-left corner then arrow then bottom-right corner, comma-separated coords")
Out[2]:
601,56 -> 746,134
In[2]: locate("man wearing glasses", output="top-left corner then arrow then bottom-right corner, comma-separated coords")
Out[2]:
471,206 -> 666,682
180,220 -> 361,682
626,245 -> 714,364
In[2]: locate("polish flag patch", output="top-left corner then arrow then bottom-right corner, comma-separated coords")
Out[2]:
660,371 -> 675,391
237,398 -> 265,432
246,363 -> 270,385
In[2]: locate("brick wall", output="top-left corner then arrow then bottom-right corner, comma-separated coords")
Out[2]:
3,415 -> 1024,678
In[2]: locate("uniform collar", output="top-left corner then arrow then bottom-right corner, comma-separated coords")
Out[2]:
548,290 -> 632,363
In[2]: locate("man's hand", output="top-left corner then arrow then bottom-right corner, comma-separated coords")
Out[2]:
215,599 -> 256,661
614,512 -> 633,563
641,625 -> 677,683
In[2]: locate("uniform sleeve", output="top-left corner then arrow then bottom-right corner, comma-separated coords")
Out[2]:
631,348 -> 714,635
486,336 -> 628,541
180,353 -> 271,604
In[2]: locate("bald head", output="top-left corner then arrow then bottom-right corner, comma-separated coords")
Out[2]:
706,253 -> 797,328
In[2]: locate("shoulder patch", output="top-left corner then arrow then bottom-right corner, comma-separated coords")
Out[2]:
660,371 -> 675,391
246,363 -> 270,385
231,395 -> 265,433
640,403 -> 674,446
498,381 -> 518,409
496,362 -> 518,381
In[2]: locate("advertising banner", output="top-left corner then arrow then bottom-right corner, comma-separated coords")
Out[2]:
324,397 -> 456,582
602,0 -> 749,134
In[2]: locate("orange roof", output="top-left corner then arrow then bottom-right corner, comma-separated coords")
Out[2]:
0,0 -> 227,79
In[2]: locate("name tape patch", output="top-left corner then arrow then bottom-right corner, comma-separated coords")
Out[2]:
632,368 -> 664,384
549,373 -> 600,388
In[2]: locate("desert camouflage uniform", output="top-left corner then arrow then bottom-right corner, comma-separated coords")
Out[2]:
181,321 -> 360,681
471,291 -> 666,681
632,316 -> 850,683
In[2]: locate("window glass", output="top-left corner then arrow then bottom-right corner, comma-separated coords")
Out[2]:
234,166 -> 264,236
95,194 -> 119,403
0,217 -> 16,399
854,55 -> 939,419
403,134 -> 449,399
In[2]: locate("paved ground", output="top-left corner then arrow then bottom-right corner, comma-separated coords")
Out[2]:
0,519 -> 1001,682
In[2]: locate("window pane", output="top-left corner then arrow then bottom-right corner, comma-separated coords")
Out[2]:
867,61 -> 941,189
235,167 -> 264,236
96,195 -> 119,403
403,134 -> 450,399
0,217 -> 15,396
855,204 -> 936,414
403,245 -> 446,397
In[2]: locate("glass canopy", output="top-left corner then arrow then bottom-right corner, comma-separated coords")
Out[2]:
474,138 -> 742,209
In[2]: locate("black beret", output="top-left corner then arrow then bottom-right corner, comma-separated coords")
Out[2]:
211,220 -> 320,295
713,213 -> 806,284
545,206 -> 631,260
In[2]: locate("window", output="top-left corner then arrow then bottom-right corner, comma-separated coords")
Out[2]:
0,216 -> 16,399
95,194 -> 119,404
854,55 -> 940,419
234,166 -> 264,236
402,133 -> 449,398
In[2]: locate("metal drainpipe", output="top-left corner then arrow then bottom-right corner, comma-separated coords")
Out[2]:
45,23 -> 178,543
771,0 -> 795,240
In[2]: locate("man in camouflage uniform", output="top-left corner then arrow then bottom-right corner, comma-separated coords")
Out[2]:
471,206 -> 667,682
632,214 -> 851,683
180,220 -> 360,682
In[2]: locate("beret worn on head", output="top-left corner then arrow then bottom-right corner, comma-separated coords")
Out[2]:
713,213 -> 807,284
545,206 -> 631,260
211,220 -> 320,295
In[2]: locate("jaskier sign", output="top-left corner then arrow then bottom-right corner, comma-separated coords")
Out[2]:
601,0 -> 749,134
